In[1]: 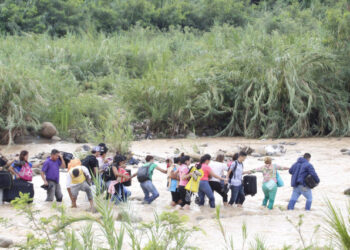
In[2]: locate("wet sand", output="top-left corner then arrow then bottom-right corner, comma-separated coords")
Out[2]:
1,137 -> 349,249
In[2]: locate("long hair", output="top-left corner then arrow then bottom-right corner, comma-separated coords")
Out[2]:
19,150 -> 29,162
197,154 -> 211,169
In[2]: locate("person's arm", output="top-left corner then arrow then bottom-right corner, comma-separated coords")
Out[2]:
41,162 -> 48,185
66,173 -> 72,188
276,165 -> 289,171
32,161 -> 44,169
41,171 -> 48,186
156,166 -> 167,174
289,164 -> 295,175
8,165 -> 20,179
5,159 -> 15,168
59,154 -> 66,169
209,170 -> 225,181
112,166 -> 130,180
245,166 -> 263,175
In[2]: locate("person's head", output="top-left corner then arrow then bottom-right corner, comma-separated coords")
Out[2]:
200,154 -> 211,164
72,168 -> 80,178
303,153 -> 311,162
115,155 -> 127,168
166,158 -> 173,168
264,156 -> 272,165
99,143 -> 108,154
50,149 -> 60,161
215,154 -> 225,163
180,155 -> 191,166
145,155 -> 154,163
238,151 -> 247,162
173,157 -> 181,165
232,153 -> 239,161
197,154 -> 211,169
91,146 -> 101,157
19,150 -> 29,162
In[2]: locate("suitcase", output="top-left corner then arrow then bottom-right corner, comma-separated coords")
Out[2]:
0,171 -> 13,189
243,175 -> 257,196
3,179 -> 34,202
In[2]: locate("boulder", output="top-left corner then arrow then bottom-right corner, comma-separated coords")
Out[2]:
51,136 -> 61,141
32,168 -> 42,176
0,237 -> 13,248
82,145 -> 91,152
340,149 -> 348,153
251,153 -> 262,158
186,132 -> 197,139
265,144 -> 286,156
40,122 -> 58,139
344,188 -> 350,196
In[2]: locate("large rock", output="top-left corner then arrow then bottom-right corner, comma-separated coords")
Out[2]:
51,136 -> 61,141
40,122 -> 58,139
265,144 -> 286,156
0,237 -> 13,248
344,188 -> 350,196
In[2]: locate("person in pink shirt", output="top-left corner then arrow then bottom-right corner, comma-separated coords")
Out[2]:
198,154 -> 226,208
177,154 -> 192,209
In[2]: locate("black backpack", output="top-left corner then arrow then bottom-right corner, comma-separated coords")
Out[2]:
304,174 -> 318,189
137,164 -> 151,183
102,164 -> 116,182
62,152 -> 74,166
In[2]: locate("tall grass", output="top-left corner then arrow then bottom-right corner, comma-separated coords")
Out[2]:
0,0 -> 349,142
324,200 -> 350,250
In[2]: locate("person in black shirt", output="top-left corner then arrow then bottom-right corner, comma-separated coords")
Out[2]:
82,146 -> 101,178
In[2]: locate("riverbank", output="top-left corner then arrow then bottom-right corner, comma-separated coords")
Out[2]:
0,137 -> 349,249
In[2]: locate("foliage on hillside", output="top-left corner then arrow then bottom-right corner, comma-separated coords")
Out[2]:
0,0 -> 349,143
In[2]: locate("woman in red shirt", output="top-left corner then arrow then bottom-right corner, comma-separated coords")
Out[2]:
198,154 -> 226,208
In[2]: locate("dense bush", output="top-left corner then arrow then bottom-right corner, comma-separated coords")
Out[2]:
0,0 -> 349,143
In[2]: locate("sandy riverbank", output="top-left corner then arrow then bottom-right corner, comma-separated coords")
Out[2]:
0,137 -> 349,249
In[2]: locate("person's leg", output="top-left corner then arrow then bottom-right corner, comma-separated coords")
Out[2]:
123,186 -> 131,201
70,184 -> 80,208
198,181 -> 206,206
287,186 -> 302,210
83,182 -> 93,205
262,183 -> 269,207
140,181 -> 150,203
267,185 -> 278,210
210,181 -> 228,205
179,186 -> 186,207
301,187 -> 313,210
204,181 -> 215,208
46,180 -> 55,202
146,181 -> 159,204
229,186 -> 239,205
55,183 -> 63,202
236,185 -> 245,206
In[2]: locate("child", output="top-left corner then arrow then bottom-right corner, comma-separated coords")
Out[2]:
168,157 -> 181,206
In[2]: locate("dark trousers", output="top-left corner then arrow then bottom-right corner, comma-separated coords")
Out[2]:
209,181 -> 228,203
178,185 -> 190,207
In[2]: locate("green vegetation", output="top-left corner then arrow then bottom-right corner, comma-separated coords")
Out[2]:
0,0 -> 349,145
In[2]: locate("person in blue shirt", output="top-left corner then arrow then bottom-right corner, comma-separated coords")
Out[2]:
287,153 -> 320,211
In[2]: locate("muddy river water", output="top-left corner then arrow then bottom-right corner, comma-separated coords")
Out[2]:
0,137 -> 349,249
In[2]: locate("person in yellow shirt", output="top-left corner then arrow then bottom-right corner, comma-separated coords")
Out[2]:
66,165 -> 95,212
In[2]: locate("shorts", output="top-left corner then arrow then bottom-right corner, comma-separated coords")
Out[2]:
70,181 -> 93,200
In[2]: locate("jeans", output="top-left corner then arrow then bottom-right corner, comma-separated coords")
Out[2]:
262,182 -> 278,209
140,180 -> 159,204
288,185 -> 313,210
229,185 -> 245,205
46,180 -> 63,202
111,184 -> 131,205
198,180 -> 215,208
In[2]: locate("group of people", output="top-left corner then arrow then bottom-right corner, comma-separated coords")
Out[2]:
0,145 -> 320,211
